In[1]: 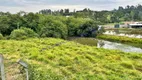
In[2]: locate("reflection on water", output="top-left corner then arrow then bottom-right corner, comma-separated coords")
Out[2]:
97,40 -> 142,53
69,37 -> 142,53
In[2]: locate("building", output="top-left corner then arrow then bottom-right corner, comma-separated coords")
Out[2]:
129,22 -> 142,28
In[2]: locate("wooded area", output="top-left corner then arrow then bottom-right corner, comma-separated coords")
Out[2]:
0,4 -> 142,39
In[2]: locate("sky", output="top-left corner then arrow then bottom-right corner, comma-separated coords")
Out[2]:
0,0 -> 142,13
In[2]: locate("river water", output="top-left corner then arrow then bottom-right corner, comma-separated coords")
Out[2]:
97,40 -> 142,53
69,37 -> 142,53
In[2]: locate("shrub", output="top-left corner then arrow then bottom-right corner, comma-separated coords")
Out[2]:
10,27 -> 38,40
39,20 -> 68,39
77,20 -> 102,37
67,17 -> 86,36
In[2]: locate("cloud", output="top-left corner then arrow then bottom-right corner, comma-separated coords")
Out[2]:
0,0 -> 142,13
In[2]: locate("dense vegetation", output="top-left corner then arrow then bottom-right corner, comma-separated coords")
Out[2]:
0,13 -> 101,39
0,4 -> 142,80
10,27 -> 38,40
97,34 -> 142,48
0,38 -> 142,80
39,4 -> 142,23
0,4 -> 142,40
0,33 -> 4,40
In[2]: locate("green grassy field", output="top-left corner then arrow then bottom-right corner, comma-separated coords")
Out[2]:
0,38 -> 142,80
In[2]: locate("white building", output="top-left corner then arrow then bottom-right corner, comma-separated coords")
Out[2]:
129,22 -> 142,28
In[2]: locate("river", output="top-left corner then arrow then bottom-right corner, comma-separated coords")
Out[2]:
98,40 -> 142,53
69,37 -> 142,53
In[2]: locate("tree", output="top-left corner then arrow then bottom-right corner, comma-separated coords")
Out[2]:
118,6 -> 124,11
67,17 -> 86,36
77,20 -> 101,37
39,9 -> 52,15
0,16 -> 10,35
130,11 -> 135,21
124,13 -> 131,21
60,9 -> 64,15
23,13 -> 40,32
64,9 -> 69,14
138,11 -> 142,20
39,19 -> 68,39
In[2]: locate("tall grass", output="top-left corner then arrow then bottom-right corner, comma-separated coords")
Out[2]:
0,38 -> 142,80
69,37 -> 98,46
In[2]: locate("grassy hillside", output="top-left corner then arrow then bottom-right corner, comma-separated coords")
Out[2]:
0,38 -> 142,80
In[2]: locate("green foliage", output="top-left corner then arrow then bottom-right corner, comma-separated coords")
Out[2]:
97,34 -> 142,48
38,15 -> 101,39
97,34 -> 142,44
0,5 -> 142,38
23,13 -> 40,32
0,33 -> 4,40
39,17 -> 68,39
0,16 -> 11,35
10,27 -> 38,40
67,17 -> 87,36
29,66 -> 64,80
0,38 -> 142,79
69,37 -> 98,46
0,12 -> 103,39
77,20 -> 101,37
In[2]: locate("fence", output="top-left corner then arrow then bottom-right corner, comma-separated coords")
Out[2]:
0,54 -> 29,80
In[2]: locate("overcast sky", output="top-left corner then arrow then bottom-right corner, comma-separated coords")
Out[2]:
0,0 -> 142,13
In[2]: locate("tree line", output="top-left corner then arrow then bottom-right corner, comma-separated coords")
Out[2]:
0,13 -> 102,40
0,4 -> 141,40
39,4 -> 142,23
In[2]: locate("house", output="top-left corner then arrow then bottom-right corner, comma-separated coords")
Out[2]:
129,22 -> 142,28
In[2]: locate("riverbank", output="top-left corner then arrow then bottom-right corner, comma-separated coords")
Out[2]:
69,37 -> 142,53
0,38 -> 142,79
97,34 -> 142,48
105,28 -> 142,35
68,37 -> 98,46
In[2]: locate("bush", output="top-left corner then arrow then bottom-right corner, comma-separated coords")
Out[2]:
39,20 -> 68,39
67,17 -> 86,36
77,20 -> 101,37
10,27 -> 38,40
0,33 -> 4,40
